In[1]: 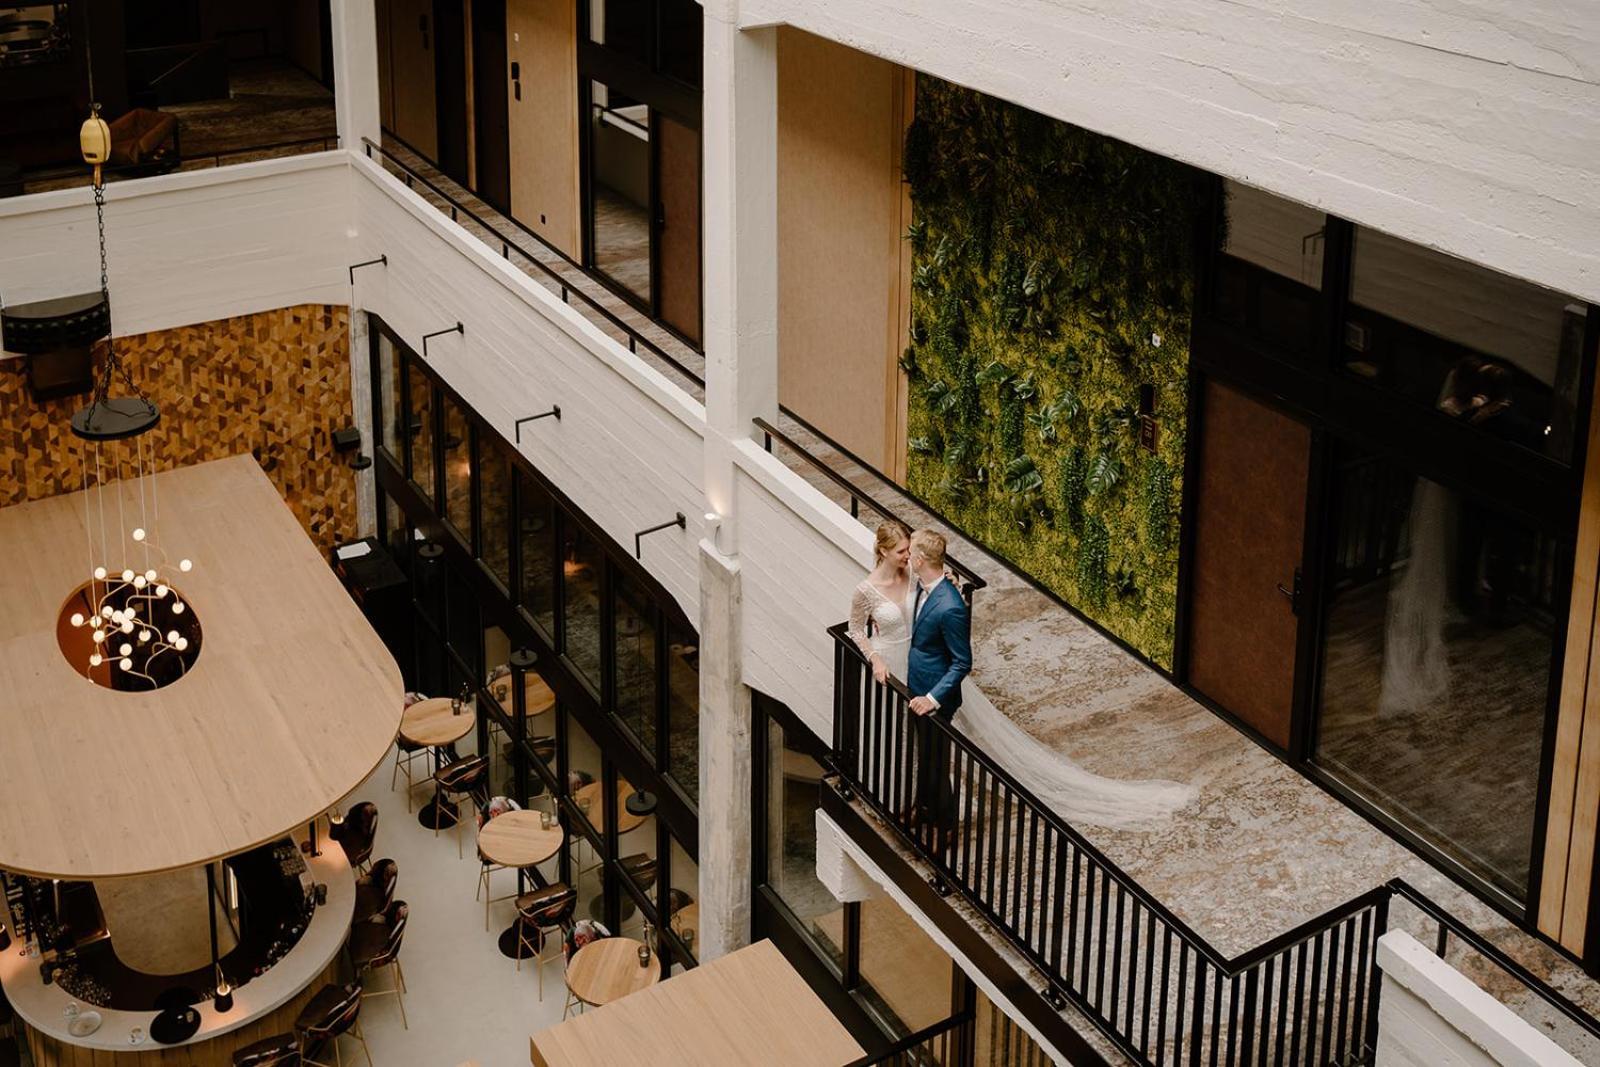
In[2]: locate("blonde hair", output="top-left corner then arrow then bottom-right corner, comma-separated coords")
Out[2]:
874,519 -> 912,563
910,529 -> 947,568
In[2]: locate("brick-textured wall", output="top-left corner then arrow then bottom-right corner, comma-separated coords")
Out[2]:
0,304 -> 357,555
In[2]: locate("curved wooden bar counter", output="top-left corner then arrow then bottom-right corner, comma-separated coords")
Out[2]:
2,840 -> 355,1065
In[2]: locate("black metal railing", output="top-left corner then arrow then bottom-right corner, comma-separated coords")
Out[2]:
831,622 -> 1387,1066
756,417 -> 988,603
360,137 -> 705,390
845,1009 -> 976,1067
827,622 -> 1600,1066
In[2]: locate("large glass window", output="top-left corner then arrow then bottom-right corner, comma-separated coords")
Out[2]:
657,0 -> 702,86
1344,227 -> 1590,463
1210,179 -> 1325,354
562,520 -> 604,692
442,395 -> 473,542
588,79 -> 652,303
854,896 -> 954,1038
1315,445 -> 1556,901
405,366 -> 434,503
666,617 -> 698,804
613,570 -> 658,760
589,0 -> 652,64
764,712 -> 842,969
518,471 -> 556,636
377,334 -> 401,460
478,441 -> 512,590
666,833 -> 698,963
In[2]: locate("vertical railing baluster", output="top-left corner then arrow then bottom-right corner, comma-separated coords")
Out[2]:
1079,860 -> 1096,995
1141,909 -> 1157,1056
1290,941 -> 1307,1067
1174,941 -> 1189,1067
1156,928 -> 1171,1067
1126,899 -> 1141,1040
1307,930 -> 1325,1067
1257,958 -> 1274,1067
1319,925 -> 1339,1067
1049,835 -> 1068,980
961,754 -> 977,891
1066,849 -> 1082,986
1350,908 -> 1373,1067
998,787 -> 1013,923
1109,885 -> 1125,1031
1335,915 -> 1356,1064
1095,868 -> 1111,1013
1274,946 -> 1291,1067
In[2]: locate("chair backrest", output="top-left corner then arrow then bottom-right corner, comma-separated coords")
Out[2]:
371,901 -> 408,968
232,1033 -> 301,1066
304,984 -> 362,1039
520,885 -> 576,928
368,858 -> 398,911
348,802 -> 379,842
436,755 -> 489,793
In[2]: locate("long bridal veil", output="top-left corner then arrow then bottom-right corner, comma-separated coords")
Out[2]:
950,682 -> 1195,830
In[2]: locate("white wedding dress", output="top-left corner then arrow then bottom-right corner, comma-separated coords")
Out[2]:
849,579 -> 1193,830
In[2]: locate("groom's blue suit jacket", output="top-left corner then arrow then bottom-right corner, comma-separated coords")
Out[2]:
907,579 -> 972,717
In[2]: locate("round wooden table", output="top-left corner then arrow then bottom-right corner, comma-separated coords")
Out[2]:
491,673 -> 556,718
565,937 -> 661,1007
478,810 -> 566,958
400,697 -> 475,830
572,780 -> 647,835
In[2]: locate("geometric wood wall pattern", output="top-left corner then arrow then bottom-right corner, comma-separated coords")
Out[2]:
0,305 -> 357,556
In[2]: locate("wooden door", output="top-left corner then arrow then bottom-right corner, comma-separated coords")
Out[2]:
1186,379 -> 1311,750
434,0 -> 470,184
389,0 -> 439,159
655,113 -> 701,344
506,0 -> 581,258
471,0 -> 511,212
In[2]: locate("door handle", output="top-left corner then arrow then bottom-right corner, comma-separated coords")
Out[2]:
1276,569 -> 1302,615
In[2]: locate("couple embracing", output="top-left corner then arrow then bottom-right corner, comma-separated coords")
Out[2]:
849,520 -> 1198,833
849,521 -> 968,837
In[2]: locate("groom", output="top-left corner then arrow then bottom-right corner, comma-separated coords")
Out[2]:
906,529 -> 972,838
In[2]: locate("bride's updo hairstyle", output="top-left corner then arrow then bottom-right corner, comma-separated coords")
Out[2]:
874,519 -> 912,563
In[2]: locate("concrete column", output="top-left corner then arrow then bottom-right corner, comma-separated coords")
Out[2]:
700,6 -> 779,543
347,309 -> 376,538
331,0 -> 381,153
697,540 -> 752,959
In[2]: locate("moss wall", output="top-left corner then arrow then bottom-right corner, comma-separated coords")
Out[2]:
903,77 -> 1206,667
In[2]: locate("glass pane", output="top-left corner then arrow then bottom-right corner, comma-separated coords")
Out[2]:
518,471 -> 557,635
657,0 -> 701,85
666,834 -> 697,963
666,619 -> 698,804
616,794 -> 658,936
479,440 -> 512,588
565,714 -> 604,835
444,558 -> 480,687
562,519 -> 604,691
1212,179 -> 1324,353
591,0 -> 651,64
565,832 -> 607,930
483,624 -> 514,796
413,543 -> 447,696
613,571 -> 658,761
377,332 -> 401,459
766,717 -> 841,969
1315,448 -> 1555,900
853,895 -> 952,1037
405,363 -> 434,503
443,396 -> 473,542
1346,227 -> 1588,462
589,79 -> 651,302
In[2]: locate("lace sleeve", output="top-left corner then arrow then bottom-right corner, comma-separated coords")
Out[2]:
847,583 -> 878,660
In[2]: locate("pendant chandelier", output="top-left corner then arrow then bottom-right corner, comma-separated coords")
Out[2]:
59,102 -> 201,691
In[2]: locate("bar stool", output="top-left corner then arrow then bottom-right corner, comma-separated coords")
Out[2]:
232,1033 -> 301,1066
392,693 -> 431,812
433,755 -> 490,858
295,983 -> 371,1067
353,859 -> 397,924
351,901 -> 409,1030
514,883 -> 576,1000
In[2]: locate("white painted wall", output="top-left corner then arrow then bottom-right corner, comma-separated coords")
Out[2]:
740,0 -> 1600,305
0,155 -> 350,343
1375,931 -> 1583,1067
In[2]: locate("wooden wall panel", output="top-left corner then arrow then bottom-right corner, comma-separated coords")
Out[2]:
507,0 -> 581,258
776,28 -> 910,476
0,306 -> 358,557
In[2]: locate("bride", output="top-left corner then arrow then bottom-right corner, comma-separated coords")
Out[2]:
849,520 -> 1193,830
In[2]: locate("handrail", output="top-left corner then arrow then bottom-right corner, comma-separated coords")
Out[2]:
18,135 -> 339,188
1386,878 -> 1600,1046
360,137 -> 706,391
756,417 -> 988,601
843,1009 -> 975,1067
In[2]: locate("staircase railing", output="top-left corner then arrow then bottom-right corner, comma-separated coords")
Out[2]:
845,1009 -> 976,1066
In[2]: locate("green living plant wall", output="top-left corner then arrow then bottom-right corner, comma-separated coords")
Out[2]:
902,77 -> 1206,667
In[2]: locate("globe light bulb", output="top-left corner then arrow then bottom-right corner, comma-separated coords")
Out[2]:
118,643 -> 132,657
166,630 -> 179,644
179,559 -> 192,572
121,569 -> 134,583
69,613 -> 84,627
88,653 -> 102,668
173,602 -> 185,615
144,569 -> 157,582
93,566 -> 107,580
175,637 -> 189,652
101,606 -> 114,619
92,630 -> 105,644
155,584 -> 169,598
133,576 -> 147,589
132,528 -> 145,542
109,610 -> 123,625
119,657 -> 132,671
138,630 -> 151,642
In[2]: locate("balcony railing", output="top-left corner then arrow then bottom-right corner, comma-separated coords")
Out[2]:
826,623 -> 1600,1067
845,1009 -> 975,1066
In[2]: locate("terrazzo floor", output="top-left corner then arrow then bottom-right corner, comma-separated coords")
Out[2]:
381,146 -> 1600,1061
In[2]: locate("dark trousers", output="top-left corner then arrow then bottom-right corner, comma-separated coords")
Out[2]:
912,708 -> 958,831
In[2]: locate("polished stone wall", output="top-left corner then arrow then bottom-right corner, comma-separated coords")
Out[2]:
0,304 -> 357,555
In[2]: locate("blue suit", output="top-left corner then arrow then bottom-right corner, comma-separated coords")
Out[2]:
907,579 -> 972,718
906,577 -> 971,831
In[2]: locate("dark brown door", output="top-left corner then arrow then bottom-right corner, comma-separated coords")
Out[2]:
1187,379 -> 1311,749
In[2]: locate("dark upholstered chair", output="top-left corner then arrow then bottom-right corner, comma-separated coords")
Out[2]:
295,983 -> 369,1067
352,859 -> 397,924
232,1033 -> 301,1066
433,755 -> 489,857
337,802 -> 379,873
351,901 -> 408,1029
514,883 -> 576,998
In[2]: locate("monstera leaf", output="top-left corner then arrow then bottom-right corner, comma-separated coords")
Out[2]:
1003,455 -> 1044,495
975,360 -> 1015,389
1087,452 -> 1122,496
